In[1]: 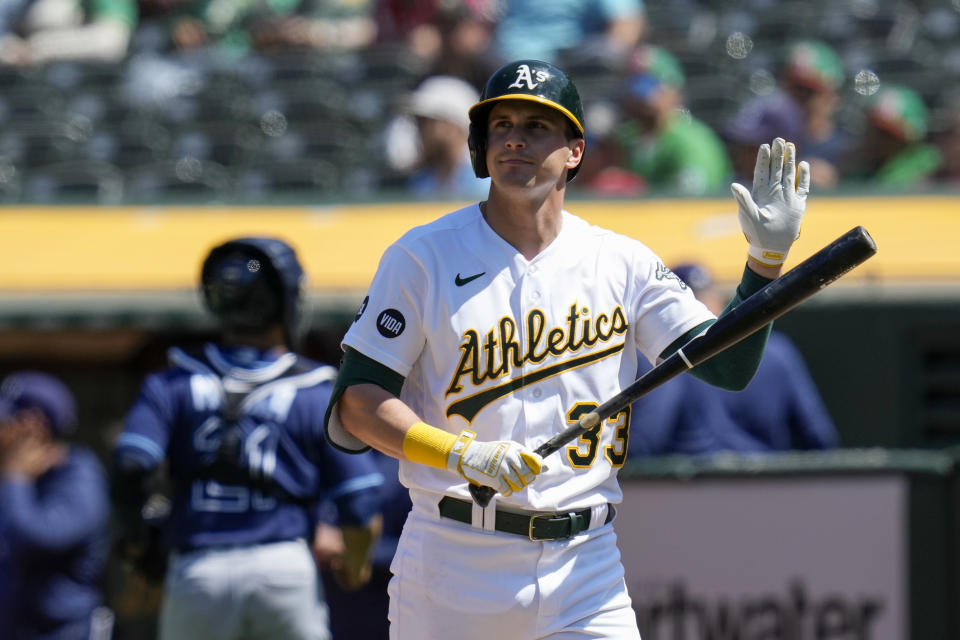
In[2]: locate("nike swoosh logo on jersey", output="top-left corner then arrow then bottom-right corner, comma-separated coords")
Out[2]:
446,343 -> 625,422
455,271 -> 486,286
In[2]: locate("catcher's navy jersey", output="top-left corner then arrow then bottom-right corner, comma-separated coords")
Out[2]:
115,343 -> 383,551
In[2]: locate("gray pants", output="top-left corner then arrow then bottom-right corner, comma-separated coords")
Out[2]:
159,539 -> 330,640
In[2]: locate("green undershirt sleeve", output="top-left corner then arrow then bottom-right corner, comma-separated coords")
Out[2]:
334,347 -> 406,397
322,347 -> 406,453
658,265 -> 774,390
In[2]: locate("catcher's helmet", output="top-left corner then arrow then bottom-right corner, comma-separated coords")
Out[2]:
467,59 -> 585,181
200,237 -> 306,347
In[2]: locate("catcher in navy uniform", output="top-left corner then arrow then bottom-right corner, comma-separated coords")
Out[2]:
112,236 -> 384,640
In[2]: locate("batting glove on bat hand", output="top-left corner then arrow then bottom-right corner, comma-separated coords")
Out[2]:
731,137 -> 811,267
447,430 -> 546,497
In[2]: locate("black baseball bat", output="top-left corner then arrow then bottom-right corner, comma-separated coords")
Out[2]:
469,225 -> 878,507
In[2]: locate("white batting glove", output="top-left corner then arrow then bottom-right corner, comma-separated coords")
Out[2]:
730,137 -> 811,267
446,430 -> 546,497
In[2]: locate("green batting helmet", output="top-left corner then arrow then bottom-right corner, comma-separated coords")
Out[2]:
467,59 -> 585,181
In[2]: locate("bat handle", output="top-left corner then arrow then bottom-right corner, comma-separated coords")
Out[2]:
469,483 -> 496,507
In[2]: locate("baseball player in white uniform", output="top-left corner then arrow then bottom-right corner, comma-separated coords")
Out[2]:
324,59 -> 810,639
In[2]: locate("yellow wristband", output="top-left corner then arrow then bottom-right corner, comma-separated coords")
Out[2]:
402,422 -> 458,469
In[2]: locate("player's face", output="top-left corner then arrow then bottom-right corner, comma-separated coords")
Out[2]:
485,101 -> 584,189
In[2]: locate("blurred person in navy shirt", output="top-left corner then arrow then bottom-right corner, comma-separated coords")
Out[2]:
0,371 -> 113,640
630,263 -> 838,456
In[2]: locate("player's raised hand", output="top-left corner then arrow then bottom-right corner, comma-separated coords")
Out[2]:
447,430 -> 546,497
730,137 -> 810,267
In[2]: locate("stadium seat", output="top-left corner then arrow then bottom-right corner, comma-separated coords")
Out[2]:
0,118 -> 79,169
21,160 -> 124,205
81,119 -> 173,167
645,1 -> 722,54
125,158 -> 231,203
256,124 -> 365,166
260,53 -> 334,86
248,80 -> 351,128
1,84 -> 65,123
234,158 -> 341,200
0,157 -> 22,203
42,61 -> 125,95
168,121 -> 264,169
334,45 -> 425,96
63,92 -> 128,127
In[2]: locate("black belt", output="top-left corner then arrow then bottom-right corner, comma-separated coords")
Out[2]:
438,496 -> 615,541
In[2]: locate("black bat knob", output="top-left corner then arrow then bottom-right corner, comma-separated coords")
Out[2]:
469,483 -> 496,507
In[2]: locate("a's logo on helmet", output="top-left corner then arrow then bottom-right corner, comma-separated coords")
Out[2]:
508,64 -> 548,90
376,309 -> 405,338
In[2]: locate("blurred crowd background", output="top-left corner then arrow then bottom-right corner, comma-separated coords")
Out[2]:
0,0 -> 959,205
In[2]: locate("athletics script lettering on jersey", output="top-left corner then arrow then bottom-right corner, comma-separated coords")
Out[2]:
444,303 -> 628,422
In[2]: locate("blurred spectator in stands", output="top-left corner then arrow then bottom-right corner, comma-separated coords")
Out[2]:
0,0 -> 136,65
374,0 -> 439,56
724,40 -> 852,190
321,450 -> 411,640
0,371 -> 113,640
374,0 -> 498,87
250,0 -> 377,54
132,0 -> 292,58
629,263 -> 839,456
489,0 -> 645,66
382,74 -> 490,199
843,84 -> 943,188
580,45 -> 732,196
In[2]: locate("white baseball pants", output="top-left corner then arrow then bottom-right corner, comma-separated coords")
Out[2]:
159,539 -> 330,640
387,498 -> 641,639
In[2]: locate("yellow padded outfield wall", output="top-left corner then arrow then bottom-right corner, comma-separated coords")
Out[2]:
0,196 -> 956,292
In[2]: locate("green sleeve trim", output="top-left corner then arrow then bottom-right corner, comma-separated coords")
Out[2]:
322,347 -> 406,453
336,347 -> 406,396
659,265 -> 774,390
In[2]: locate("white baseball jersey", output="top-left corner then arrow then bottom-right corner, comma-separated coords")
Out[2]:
332,203 -> 713,512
